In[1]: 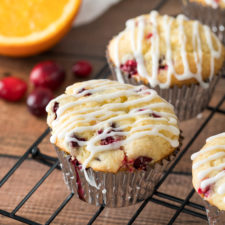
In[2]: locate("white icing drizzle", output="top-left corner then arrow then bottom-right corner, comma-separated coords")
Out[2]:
206,132 -> 225,142
201,170 -> 225,189
193,152 -> 225,169
47,80 -> 179,188
191,145 -> 225,160
114,32 -> 125,83
113,11 -> 223,89
198,163 -> 225,180
191,133 -> 225,198
218,183 -> 225,195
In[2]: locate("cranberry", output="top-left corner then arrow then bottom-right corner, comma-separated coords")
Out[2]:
97,129 -> 103,135
72,61 -> 92,78
77,88 -> 92,96
100,136 -> 122,145
71,158 -> 81,167
27,87 -> 53,117
70,134 -> 86,148
30,61 -> 65,91
198,186 -> 210,197
133,156 -> 152,170
77,88 -> 86,94
100,136 -> 116,145
0,77 -> 27,101
71,134 -> 86,142
151,112 -> 161,118
146,33 -> 153,39
120,60 -> 137,78
122,154 -> 134,172
158,56 -> 168,71
70,158 -> 85,200
70,141 -> 79,148
53,102 -> 59,119
110,122 -> 117,128
138,108 -> 146,112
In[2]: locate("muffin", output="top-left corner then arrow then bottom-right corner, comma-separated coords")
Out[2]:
182,0 -> 225,43
191,132 -> 225,224
107,11 -> 225,120
46,79 -> 181,207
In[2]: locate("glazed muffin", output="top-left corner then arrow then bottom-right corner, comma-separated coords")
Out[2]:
182,0 -> 225,44
107,11 -> 225,120
46,79 -> 181,207
192,132 -> 225,223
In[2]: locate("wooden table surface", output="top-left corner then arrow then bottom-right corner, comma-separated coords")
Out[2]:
0,0 -> 225,224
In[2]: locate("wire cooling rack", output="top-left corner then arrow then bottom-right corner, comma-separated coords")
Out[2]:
0,0 -> 225,224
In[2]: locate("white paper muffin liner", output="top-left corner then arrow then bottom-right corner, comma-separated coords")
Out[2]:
182,0 -> 225,44
203,201 -> 225,225
108,57 -> 223,121
55,144 -> 181,208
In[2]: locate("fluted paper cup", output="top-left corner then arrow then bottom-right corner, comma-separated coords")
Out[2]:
204,201 -> 225,225
55,139 -> 181,207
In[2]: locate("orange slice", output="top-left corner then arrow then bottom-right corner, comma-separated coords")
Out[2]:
0,0 -> 81,57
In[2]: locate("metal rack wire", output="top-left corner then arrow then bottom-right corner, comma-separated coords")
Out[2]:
0,0 -> 225,224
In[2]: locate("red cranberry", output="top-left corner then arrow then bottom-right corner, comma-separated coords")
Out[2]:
146,33 -> 153,39
158,57 -> 168,71
159,64 -> 168,70
100,136 -> 116,145
77,88 -> 92,96
70,134 -> 86,148
77,88 -> 86,94
138,108 -> 146,112
198,186 -> 210,197
110,122 -> 117,128
97,129 -> 103,135
53,102 -> 59,119
71,134 -> 86,142
100,136 -> 122,145
133,156 -> 152,170
151,112 -> 161,118
30,61 -> 65,90
27,87 -> 53,117
70,158 -> 84,200
122,154 -> 134,172
84,93 -> 92,96
0,77 -> 27,101
70,141 -> 79,148
71,158 -> 81,167
72,61 -> 92,78
120,60 -> 137,78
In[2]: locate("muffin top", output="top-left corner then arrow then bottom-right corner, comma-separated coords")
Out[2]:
192,132 -> 225,210
107,11 -> 225,89
190,0 -> 225,9
46,79 -> 180,174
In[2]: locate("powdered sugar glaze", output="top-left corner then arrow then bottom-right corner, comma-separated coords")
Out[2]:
113,11 -> 222,89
